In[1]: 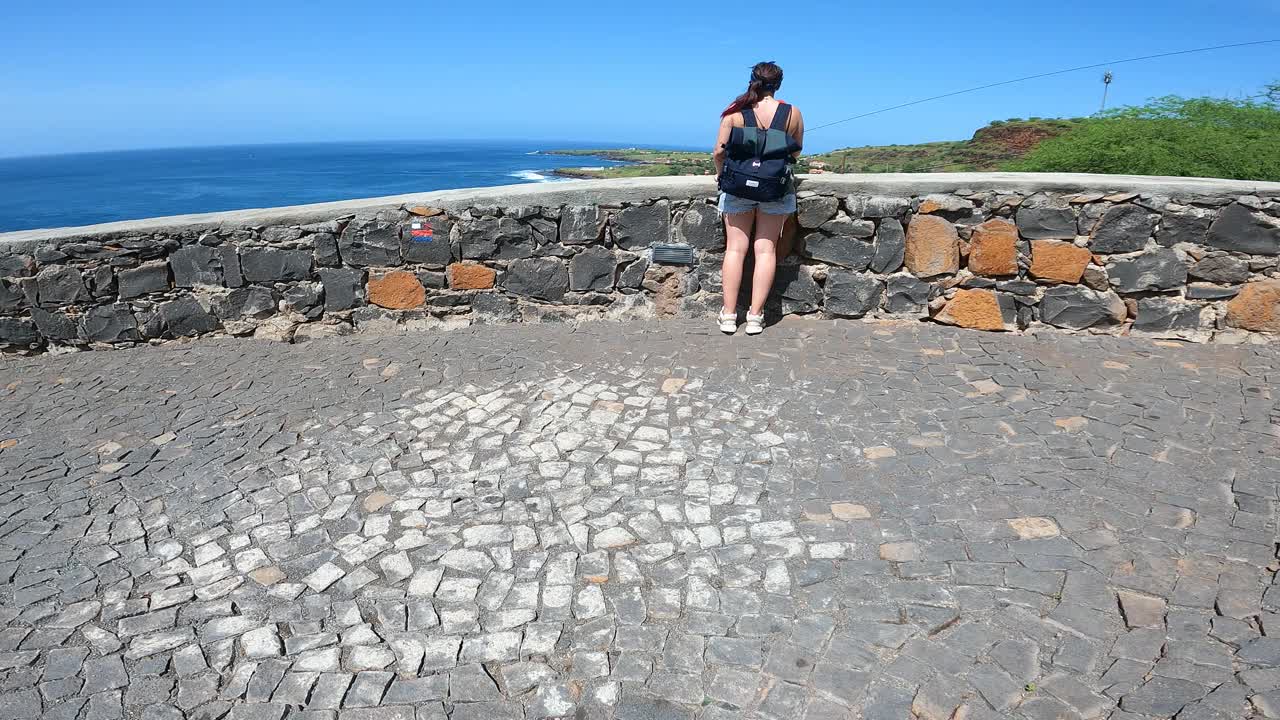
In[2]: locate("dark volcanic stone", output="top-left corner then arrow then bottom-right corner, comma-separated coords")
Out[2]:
155,297 -> 219,337
239,248 -> 312,283
504,258 -> 568,301
1185,283 -> 1239,300
339,215 -> 402,266
1133,298 -> 1206,332
885,275 -> 932,313
417,271 -> 445,289
848,195 -> 911,219
996,280 -> 1038,296
568,246 -> 618,292
870,218 -> 906,274
0,254 -> 36,277
824,270 -> 883,317
283,282 -> 324,317
0,317 -> 40,346
212,287 -> 278,320
311,232 -> 341,267
618,256 -> 650,289
30,307 -> 80,342
0,278 -> 26,312
819,214 -> 876,239
81,304 -> 140,343
773,265 -> 820,314
1016,207 -> 1077,240
88,266 -> 117,298
806,235 -> 875,270
118,261 -> 171,299
401,216 -> 454,266
222,247 -> 244,288
1189,255 -> 1250,284
35,266 -> 87,307
471,292 -> 520,323
796,196 -> 838,229
528,217 -> 559,247
561,206 -> 605,245
459,217 -> 532,260
261,227 -> 303,244
1090,204 -> 1158,253
1157,209 -> 1212,247
170,245 -> 223,287
319,268 -> 363,311
1040,285 -> 1122,329
612,201 -> 670,251
1207,203 -> 1280,255
1107,249 -> 1187,292
35,245 -> 69,264
678,203 -> 724,250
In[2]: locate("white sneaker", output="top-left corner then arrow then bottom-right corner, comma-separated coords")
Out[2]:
745,312 -> 765,335
718,311 -> 738,334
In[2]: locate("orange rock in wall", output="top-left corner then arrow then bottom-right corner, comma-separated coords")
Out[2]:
934,289 -> 1008,331
448,263 -> 496,290
1226,279 -> 1280,333
905,215 -> 959,278
968,219 -> 1019,276
1030,240 -> 1092,283
367,270 -> 425,309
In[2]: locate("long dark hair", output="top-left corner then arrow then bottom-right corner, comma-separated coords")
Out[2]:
721,61 -> 783,118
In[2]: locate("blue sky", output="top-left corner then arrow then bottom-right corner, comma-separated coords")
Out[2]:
2,0 -> 1278,157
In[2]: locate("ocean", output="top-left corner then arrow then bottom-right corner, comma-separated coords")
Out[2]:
0,141 -> 638,233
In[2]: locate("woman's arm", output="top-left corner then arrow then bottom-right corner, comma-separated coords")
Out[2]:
790,107 -> 805,159
713,115 -> 733,177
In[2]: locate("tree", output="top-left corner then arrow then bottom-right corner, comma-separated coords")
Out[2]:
1265,82 -> 1280,105
1006,82 -> 1280,181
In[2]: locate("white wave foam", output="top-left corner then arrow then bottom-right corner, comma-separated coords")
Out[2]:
510,169 -> 553,182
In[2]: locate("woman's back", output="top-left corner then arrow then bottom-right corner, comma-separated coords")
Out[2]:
725,97 -> 804,140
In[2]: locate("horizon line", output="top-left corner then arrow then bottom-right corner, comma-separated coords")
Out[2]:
0,137 -> 711,163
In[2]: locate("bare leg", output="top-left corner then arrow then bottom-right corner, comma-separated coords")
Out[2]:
721,212 -> 754,315
750,211 -> 787,315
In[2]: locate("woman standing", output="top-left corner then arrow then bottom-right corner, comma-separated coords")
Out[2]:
713,61 -> 804,335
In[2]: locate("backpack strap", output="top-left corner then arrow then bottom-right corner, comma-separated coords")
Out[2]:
741,108 -> 758,128
769,103 -> 792,132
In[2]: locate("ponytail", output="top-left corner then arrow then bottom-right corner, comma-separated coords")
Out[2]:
722,80 -> 769,118
721,61 -> 784,118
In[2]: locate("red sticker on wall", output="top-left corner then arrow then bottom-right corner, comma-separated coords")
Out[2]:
409,222 -> 434,242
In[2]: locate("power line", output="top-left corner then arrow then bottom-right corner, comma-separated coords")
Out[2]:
806,39 -> 1280,134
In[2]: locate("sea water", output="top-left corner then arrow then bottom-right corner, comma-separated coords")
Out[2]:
0,140 -> 634,233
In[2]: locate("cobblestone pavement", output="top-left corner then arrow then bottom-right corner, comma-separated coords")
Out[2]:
1,319 -> 1278,720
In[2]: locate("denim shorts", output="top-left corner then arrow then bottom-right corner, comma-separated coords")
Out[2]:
717,191 -> 797,216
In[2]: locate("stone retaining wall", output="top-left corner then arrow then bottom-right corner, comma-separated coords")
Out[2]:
2,173 -> 1279,352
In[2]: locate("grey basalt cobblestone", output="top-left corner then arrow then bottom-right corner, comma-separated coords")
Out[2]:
0,318 -> 1278,718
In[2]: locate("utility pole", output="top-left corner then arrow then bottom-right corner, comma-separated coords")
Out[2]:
1100,71 -> 1113,112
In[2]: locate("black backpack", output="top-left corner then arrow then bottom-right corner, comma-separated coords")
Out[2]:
718,103 -> 802,202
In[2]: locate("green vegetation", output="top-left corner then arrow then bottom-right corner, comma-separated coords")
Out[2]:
543,149 -> 714,179
546,82 -> 1280,182
802,120 -> 1079,173
1006,82 -> 1280,181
